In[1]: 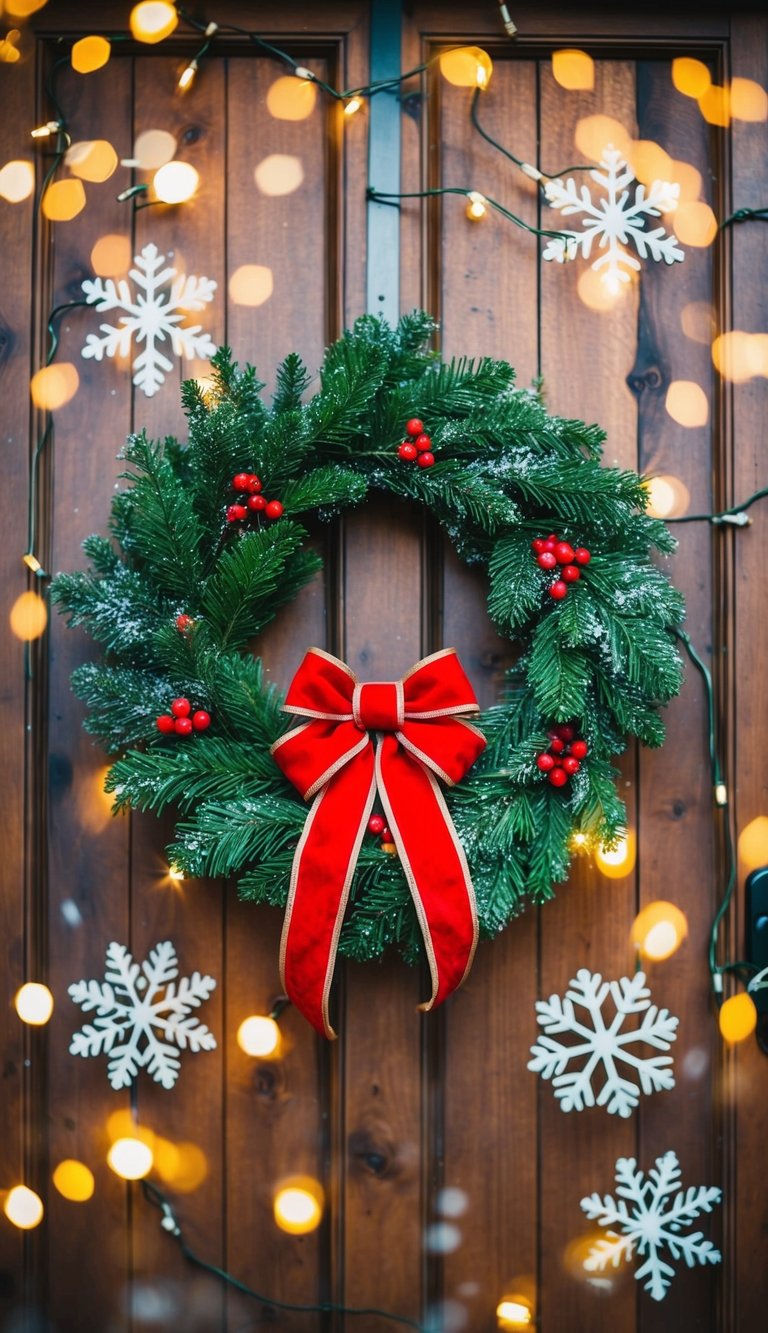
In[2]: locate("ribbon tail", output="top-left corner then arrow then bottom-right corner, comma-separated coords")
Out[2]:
280,746 -> 376,1038
376,736 -> 479,1013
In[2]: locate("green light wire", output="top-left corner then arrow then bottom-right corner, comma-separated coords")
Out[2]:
366,184 -> 571,244
469,86 -> 591,180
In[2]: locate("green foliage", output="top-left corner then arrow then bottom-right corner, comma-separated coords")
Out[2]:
53,311 -> 685,966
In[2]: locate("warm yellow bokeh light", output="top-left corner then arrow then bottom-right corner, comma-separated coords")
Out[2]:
343,96 -> 363,117
266,75 -> 318,121
465,191 -> 487,221
9,591 -> 48,641
552,49 -> 594,92
574,116 -> 631,162
229,264 -> 274,307
90,233 -> 131,277
631,901 -> 688,961
71,35 -> 111,74
41,178 -> 86,221
594,832 -> 636,879
719,992 -> 757,1044
30,362 -> 80,410
4,0 -> 48,15
645,474 -> 691,519
52,1159 -> 95,1202
133,128 -> 177,170
711,331 -> 768,383
665,380 -> 709,428
153,1139 -> 208,1192
738,816 -> 768,871
439,46 -> 493,89
14,981 -> 54,1024
237,1015 -> 281,1058
730,77 -> 768,123
254,153 -> 304,197
3,1186 -> 44,1230
628,140 -> 673,187
105,1110 -> 156,1146
671,160 -> 703,205
0,29 -> 20,62
107,1137 -> 154,1180
153,161 -> 199,204
66,140 -> 118,183
698,85 -> 730,127
672,57 -> 711,100
576,263 -> 632,312
672,201 -> 718,247
497,1297 -> 533,1328
0,160 -> 34,203
273,1178 -> 324,1234
129,1 -> 178,44
680,300 -> 715,344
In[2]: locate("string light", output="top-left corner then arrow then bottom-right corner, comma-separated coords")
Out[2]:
22,552 -> 43,574
107,1137 -> 154,1180
498,3 -> 518,37
497,1298 -> 533,1328
273,1178 -> 324,1235
153,160 -> 199,204
343,95 -> 364,116
129,1 -> 178,45
3,1186 -> 44,1230
168,863 -> 185,882
31,120 -> 63,139
14,982 -> 54,1025
71,35 -> 111,74
594,831 -> 636,878
52,1159 -> 95,1202
178,21 -> 218,90
178,59 -> 198,91
718,992 -> 757,1044
466,190 -> 488,220
631,901 -> 688,962
237,1015 -> 281,1058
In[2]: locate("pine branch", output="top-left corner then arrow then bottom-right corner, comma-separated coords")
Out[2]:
119,432 -> 204,597
201,524 -> 315,651
106,738 -> 283,814
272,351 -> 311,414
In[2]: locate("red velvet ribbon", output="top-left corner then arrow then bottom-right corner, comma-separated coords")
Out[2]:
271,648 -> 486,1038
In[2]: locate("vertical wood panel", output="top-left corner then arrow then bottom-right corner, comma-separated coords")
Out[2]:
43,55 -> 135,1332
539,60 -> 639,1333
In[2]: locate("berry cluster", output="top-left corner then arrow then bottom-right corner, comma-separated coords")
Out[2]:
532,534 -> 591,600
226,472 -> 284,525
536,724 -> 588,787
367,813 -> 397,855
156,697 -> 211,737
175,614 -> 194,633
397,417 -> 435,469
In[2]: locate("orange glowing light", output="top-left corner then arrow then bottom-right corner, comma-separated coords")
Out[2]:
551,49 -> 594,91
228,264 -> 274,307
254,153 -> 304,196
574,115 -> 631,163
4,0 -> 48,15
672,57 -> 711,100
576,263 -> 632,312
730,77 -> 768,123
670,160 -> 703,205
3,1186 -> 44,1230
645,475 -> 691,519
439,46 -> 493,90
153,161 -> 199,204
718,992 -> 757,1044
129,1 -> 178,45
9,591 -> 48,641
132,128 -> 177,170
41,178 -> 86,221
266,75 -> 318,121
107,1137 -> 153,1180
273,1177 -> 324,1234
30,362 -> 79,410
627,140 -> 673,187
711,331 -> 768,383
71,35 -> 111,74
237,1015 -> 281,1057
672,201 -> 718,247
52,1159 -> 95,1202
698,84 -> 730,127
14,981 -> 54,1024
153,1139 -> 208,1192
738,817 -> 768,871
66,139 -> 118,183
594,832 -> 636,879
90,233 -> 131,277
665,380 -> 709,428
0,28 -> 21,62
497,1297 -> 534,1328
631,901 -> 688,961
0,159 -> 34,202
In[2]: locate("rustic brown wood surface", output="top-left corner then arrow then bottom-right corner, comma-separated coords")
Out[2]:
0,3 -> 766,1331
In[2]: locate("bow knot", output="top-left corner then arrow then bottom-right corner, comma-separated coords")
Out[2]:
353,681 -> 403,732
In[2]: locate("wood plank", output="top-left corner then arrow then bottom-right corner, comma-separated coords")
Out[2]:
538,57 -> 639,1333
42,53 -> 135,1332
728,17 -> 768,1333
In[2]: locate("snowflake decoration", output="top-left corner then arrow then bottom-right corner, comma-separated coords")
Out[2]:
581,1151 -> 722,1301
542,145 -> 684,293
68,940 -> 217,1090
81,242 -> 217,398
528,968 -> 678,1117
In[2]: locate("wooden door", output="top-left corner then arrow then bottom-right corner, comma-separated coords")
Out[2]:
1,3 -> 767,1331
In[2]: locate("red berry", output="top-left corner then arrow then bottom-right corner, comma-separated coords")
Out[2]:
547,533 -> 558,541
398,442 -> 418,461
549,580 -> 567,600
265,499 -> 284,520
549,767 -> 568,787
562,756 -> 581,775
543,539 -> 556,553
174,717 -> 193,736
232,472 -> 251,492
417,452 -> 435,469
549,737 -> 565,755
536,753 -> 555,772
248,494 -> 267,511
175,614 -> 193,632
570,739 -> 588,759
368,814 -> 385,836
380,826 -> 392,843
246,474 -> 262,493
561,564 -> 581,583
554,541 -> 575,564
227,504 -> 247,522
405,417 -> 424,437
171,698 -> 191,718
537,551 -> 557,570
415,433 -> 431,450
156,715 -> 175,734
531,538 -> 547,554
192,710 -> 211,731
573,547 -> 591,565
555,725 -> 575,741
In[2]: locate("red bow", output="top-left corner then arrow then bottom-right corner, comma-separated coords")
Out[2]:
271,648 -> 486,1038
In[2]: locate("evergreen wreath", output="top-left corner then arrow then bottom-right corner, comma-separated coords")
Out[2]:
53,312 -> 684,966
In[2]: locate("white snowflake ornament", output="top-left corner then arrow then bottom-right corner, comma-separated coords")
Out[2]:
581,1151 -> 722,1301
81,242 -> 217,398
528,968 -> 678,1117
68,940 -> 217,1090
542,146 -> 684,293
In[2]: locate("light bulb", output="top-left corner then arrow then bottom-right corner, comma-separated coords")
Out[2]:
631,901 -> 688,962
168,863 -> 185,882
439,46 -> 493,90
153,161 -> 199,204
107,1137 -> 154,1180
273,1178 -> 323,1234
71,35 -> 111,74
129,1 -> 178,45
52,1159 -> 95,1202
343,96 -> 363,116
497,1297 -> 533,1328
23,553 -> 43,574
594,831 -> 636,879
14,982 -> 54,1025
31,121 -> 62,139
178,60 -> 198,91
466,191 -> 487,221
719,992 -> 757,1043
3,1185 -> 44,1230
237,1015 -> 281,1058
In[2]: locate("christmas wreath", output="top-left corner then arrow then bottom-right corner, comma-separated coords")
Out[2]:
53,312 -> 684,1034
